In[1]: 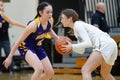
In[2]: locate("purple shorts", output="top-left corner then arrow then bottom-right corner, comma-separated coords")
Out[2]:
18,46 -> 47,60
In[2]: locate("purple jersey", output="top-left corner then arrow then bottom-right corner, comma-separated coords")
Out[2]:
0,15 -> 2,23
18,21 -> 51,60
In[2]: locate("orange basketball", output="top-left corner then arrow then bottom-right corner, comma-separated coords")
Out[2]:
55,36 -> 72,55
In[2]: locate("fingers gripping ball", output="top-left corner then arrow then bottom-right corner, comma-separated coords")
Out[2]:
55,36 -> 72,55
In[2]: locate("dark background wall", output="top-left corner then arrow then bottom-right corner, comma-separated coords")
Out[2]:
39,0 -> 85,24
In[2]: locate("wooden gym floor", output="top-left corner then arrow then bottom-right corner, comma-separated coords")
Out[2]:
0,71 -> 120,80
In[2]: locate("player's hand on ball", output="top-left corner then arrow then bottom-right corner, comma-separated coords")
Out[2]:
61,41 -> 72,53
55,36 -> 72,55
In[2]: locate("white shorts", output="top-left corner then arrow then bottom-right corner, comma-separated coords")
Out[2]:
94,35 -> 118,65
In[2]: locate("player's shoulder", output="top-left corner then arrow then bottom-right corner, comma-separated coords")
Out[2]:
74,20 -> 85,26
34,17 -> 40,24
27,19 -> 37,29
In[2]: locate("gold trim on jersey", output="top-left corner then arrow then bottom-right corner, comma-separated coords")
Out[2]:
36,39 -> 44,46
19,42 -> 28,52
34,17 -> 53,39
35,33 -> 46,40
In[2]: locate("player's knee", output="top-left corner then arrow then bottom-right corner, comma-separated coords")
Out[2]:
45,69 -> 54,79
81,66 -> 86,74
81,66 -> 93,77
81,66 -> 89,74
34,66 -> 43,74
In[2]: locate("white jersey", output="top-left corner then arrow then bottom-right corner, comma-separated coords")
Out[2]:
72,21 -> 118,65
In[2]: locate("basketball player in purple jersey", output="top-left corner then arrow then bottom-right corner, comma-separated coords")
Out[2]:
3,2 -> 59,80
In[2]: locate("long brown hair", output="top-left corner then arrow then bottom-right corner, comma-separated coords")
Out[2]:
55,9 -> 79,27
61,9 -> 79,22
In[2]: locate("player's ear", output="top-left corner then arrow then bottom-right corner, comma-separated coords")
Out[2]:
68,17 -> 73,22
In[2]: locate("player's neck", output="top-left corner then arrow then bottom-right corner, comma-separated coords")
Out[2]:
39,17 -> 48,25
69,22 -> 74,29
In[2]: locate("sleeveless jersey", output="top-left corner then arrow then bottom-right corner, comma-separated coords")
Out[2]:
19,17 -> 51,53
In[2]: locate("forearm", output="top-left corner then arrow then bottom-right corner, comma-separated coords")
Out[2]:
49,29 -> 59,40
12,21 -> 26,28
72,41 -> 92,51
1,12 -> 26,28
8,41 -> 20,59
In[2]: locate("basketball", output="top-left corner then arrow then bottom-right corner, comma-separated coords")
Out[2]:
55,36 -> 72,55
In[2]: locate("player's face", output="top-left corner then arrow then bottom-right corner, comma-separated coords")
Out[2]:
60,14 -> 71,27
40,5 -> 53,21
0,1 -> 3,11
